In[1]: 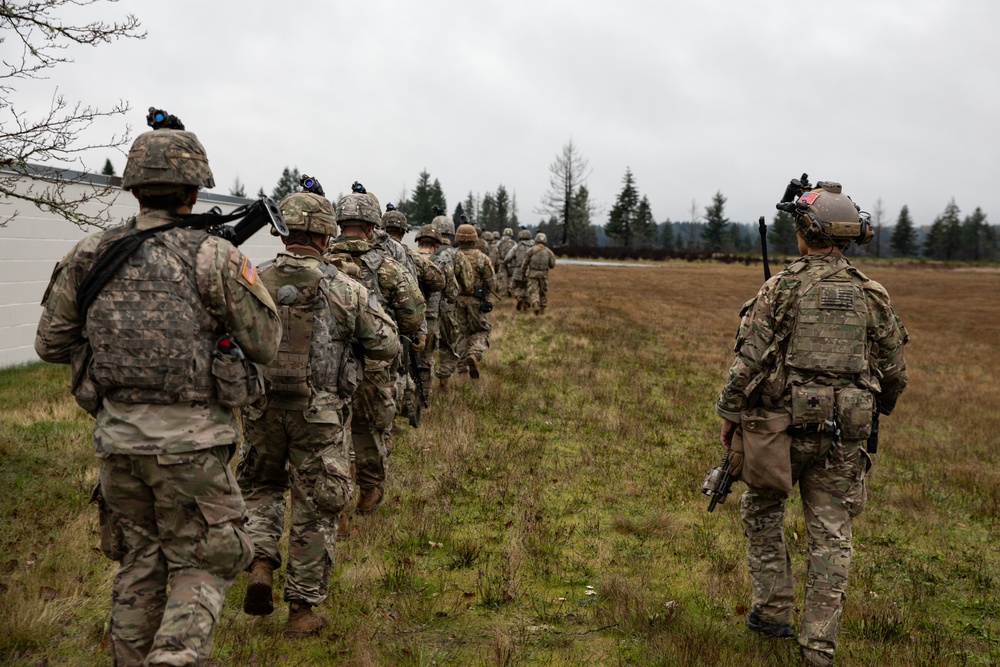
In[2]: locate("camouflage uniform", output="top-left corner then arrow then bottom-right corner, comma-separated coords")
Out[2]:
430,216 -> 474,383
520,235 -> 557,314
455,233 -> 495,373
504,231 -> 534,310
404,244 -> 445,404
238,242 -> 398,610
717,252 -> 908,665
35,195 -> 281,665
495,229 -> 516,296
325,235 -> 424,494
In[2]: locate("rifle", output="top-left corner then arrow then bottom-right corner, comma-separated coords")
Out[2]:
473,284 -> 497,313
399,335 -> 428,428
867,400 -> 881,454
758,216 -> 771,281
408,336 -> 429,411
702,449 -> 735,512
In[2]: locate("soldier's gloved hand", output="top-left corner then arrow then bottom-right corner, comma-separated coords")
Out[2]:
410,332 -> 427,353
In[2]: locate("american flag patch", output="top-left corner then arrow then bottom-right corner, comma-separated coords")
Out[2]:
800,192 -> 820,205
819,285 -> 853,309
241,257 -> 257,285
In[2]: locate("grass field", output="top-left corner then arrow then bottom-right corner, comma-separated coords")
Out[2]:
2,259 -> 999,666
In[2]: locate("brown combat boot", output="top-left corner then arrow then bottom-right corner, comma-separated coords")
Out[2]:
242,558 -> 274,616
467,356 -> 480,379
356,485 -> 384,514
283,601 -> 328,638
438,377 -> 449,394
337,509 -> 350,540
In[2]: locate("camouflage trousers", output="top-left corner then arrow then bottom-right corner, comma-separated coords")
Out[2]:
435,303 -> 461,379
512,279 -> 529,310
237,407 -> 350,606
98,445 -> 252,667
740,434 -> 870,663
417,315 -> 440,395
350,369 -> 396,490
455,295 -> 492,364
525,274 -> 549,313
495,264 -> 510,296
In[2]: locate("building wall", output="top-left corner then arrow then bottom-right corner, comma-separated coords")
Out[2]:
0,169 -> 283,367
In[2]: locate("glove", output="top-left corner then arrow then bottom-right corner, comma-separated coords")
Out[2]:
409,332 -> 427,354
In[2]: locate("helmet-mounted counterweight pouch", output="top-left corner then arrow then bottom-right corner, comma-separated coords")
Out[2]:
775,176 -> 873,246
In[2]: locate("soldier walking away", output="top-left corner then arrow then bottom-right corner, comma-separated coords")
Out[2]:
454,223 -> 495,380
326,185 -> 425,517
520,232 -> 557,315
715,178 -> 908,667
237,192 -> 398,636
415,224 -> 459,397
35,117 -> 282,666
430,209 -> 473,393
495,228 -> 516,296
504,228 -> 534,311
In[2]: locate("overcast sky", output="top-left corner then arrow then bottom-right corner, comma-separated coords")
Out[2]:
11,0 -> 1000,229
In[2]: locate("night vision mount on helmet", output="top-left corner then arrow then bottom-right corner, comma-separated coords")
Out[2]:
775,174 -> 874,246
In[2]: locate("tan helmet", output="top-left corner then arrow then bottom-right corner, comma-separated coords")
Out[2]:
517,229 -> 532,241
415,224 -> 442,244
121,129 -> 215,191
431,214 -> 455,238
483,231 -> 494,242
278,192 -> 337,236
455,223 -> 478,244
793,181 -> 872,246
382,203 -> 409,233
502,227 -> 513,238
535,232 -> 547,244
336,186 -> 382,227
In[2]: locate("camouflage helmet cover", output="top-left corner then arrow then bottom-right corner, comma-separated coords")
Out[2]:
455,223 -> 478,244
382,204 -> 409,232
431,215 -> 455,238
278,192 -> 337,236
517,229 -> 532,240
502,227 -> 513,238
121,129 -> 215,190
336,191 -> 382,227
535,232 -> 547,244
794,181 -> 872,246
482,231 -> 493,241
415,223 -> 442,244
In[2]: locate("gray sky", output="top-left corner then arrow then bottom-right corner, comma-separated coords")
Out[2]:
14,0 -> 1000,229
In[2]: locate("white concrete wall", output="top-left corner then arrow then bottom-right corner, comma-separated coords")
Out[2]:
0,171 -> 283,367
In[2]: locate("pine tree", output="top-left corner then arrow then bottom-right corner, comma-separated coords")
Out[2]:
635,195 -> 656,248
101,158 -> 116,177
605,168 -> 640,248
924,199 -> 962,260
768,210 -> 797,255
229,177 -> 247,198
660,220 -> 674,250
480,193 -> 497,230
494,185 -> 511,232
890,205 -> 918,257
257,187 -> 266,199
405,170 -> 440,227
272,166 -> 300,201
702,191 -> 729,251
960,207 -> 990,261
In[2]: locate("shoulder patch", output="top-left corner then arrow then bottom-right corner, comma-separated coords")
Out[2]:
240,257 -> 257,285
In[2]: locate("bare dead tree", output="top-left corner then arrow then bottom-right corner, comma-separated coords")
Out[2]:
536,139 -> 595,246
1,0 -> 145,227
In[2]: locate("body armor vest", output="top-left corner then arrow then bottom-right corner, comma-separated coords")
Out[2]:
87,226 -> 219,404
527,246 -> 552,274
510,241 -> 532,280
260,260 -> 348,404
785,261 -> 869,380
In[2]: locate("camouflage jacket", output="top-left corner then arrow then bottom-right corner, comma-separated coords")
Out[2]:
521,243 -> 557,278
433,245 -> 473,305
716,253 -> 908,422
325,237 -> 425,336
496,237 -> 516,270
373,228 -> 418,280
426,246 -> 461,317
505,240 -> 534,281
457,246 -> 495,295
258,250 -> 398,420
35,209 -> 281,455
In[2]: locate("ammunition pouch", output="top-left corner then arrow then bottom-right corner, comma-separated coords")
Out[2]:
835,387 -> 874,440
211,353 -> 264,408
337,345 -> 363,399
734,407 -> 793,495
70,343 -> 102,416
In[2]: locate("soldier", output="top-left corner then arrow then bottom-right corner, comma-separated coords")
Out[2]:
326,185 -> 425,514
495,227 -> 516,296
35,120 -> 281,666
238,192 -> 398,635
430,209 -> 473,393
716,179 -> 908,667
474,224 -> 490,255
454,223 -> 495,380
414,224 -> 458,396
520,232 -> 557,315
383,204 -> 444,417
504,228 -> 534,311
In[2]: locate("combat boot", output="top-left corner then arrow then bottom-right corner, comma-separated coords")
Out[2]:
357,485 -> 384,514
284,601 -> 328,638
337,509 -> 350,540
800,648 -> 834,667
745,609 -> 793,638
242,558 -> 274,616
467,356 -> 480,379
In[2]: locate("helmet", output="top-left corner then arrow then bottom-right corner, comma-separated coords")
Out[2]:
483,231 -> 493,242
336,191 -> 382,227
382,203 -> 409,233
277,192 -> 337,236
455,223 -> 478,244
535,232 -> 547,244
517,229 -> 532,241
789,181 -> 872,247
502,228 -> 513,238
431,215 -> 455,238
415,224 -> 442,244
121,129 -> 215,191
